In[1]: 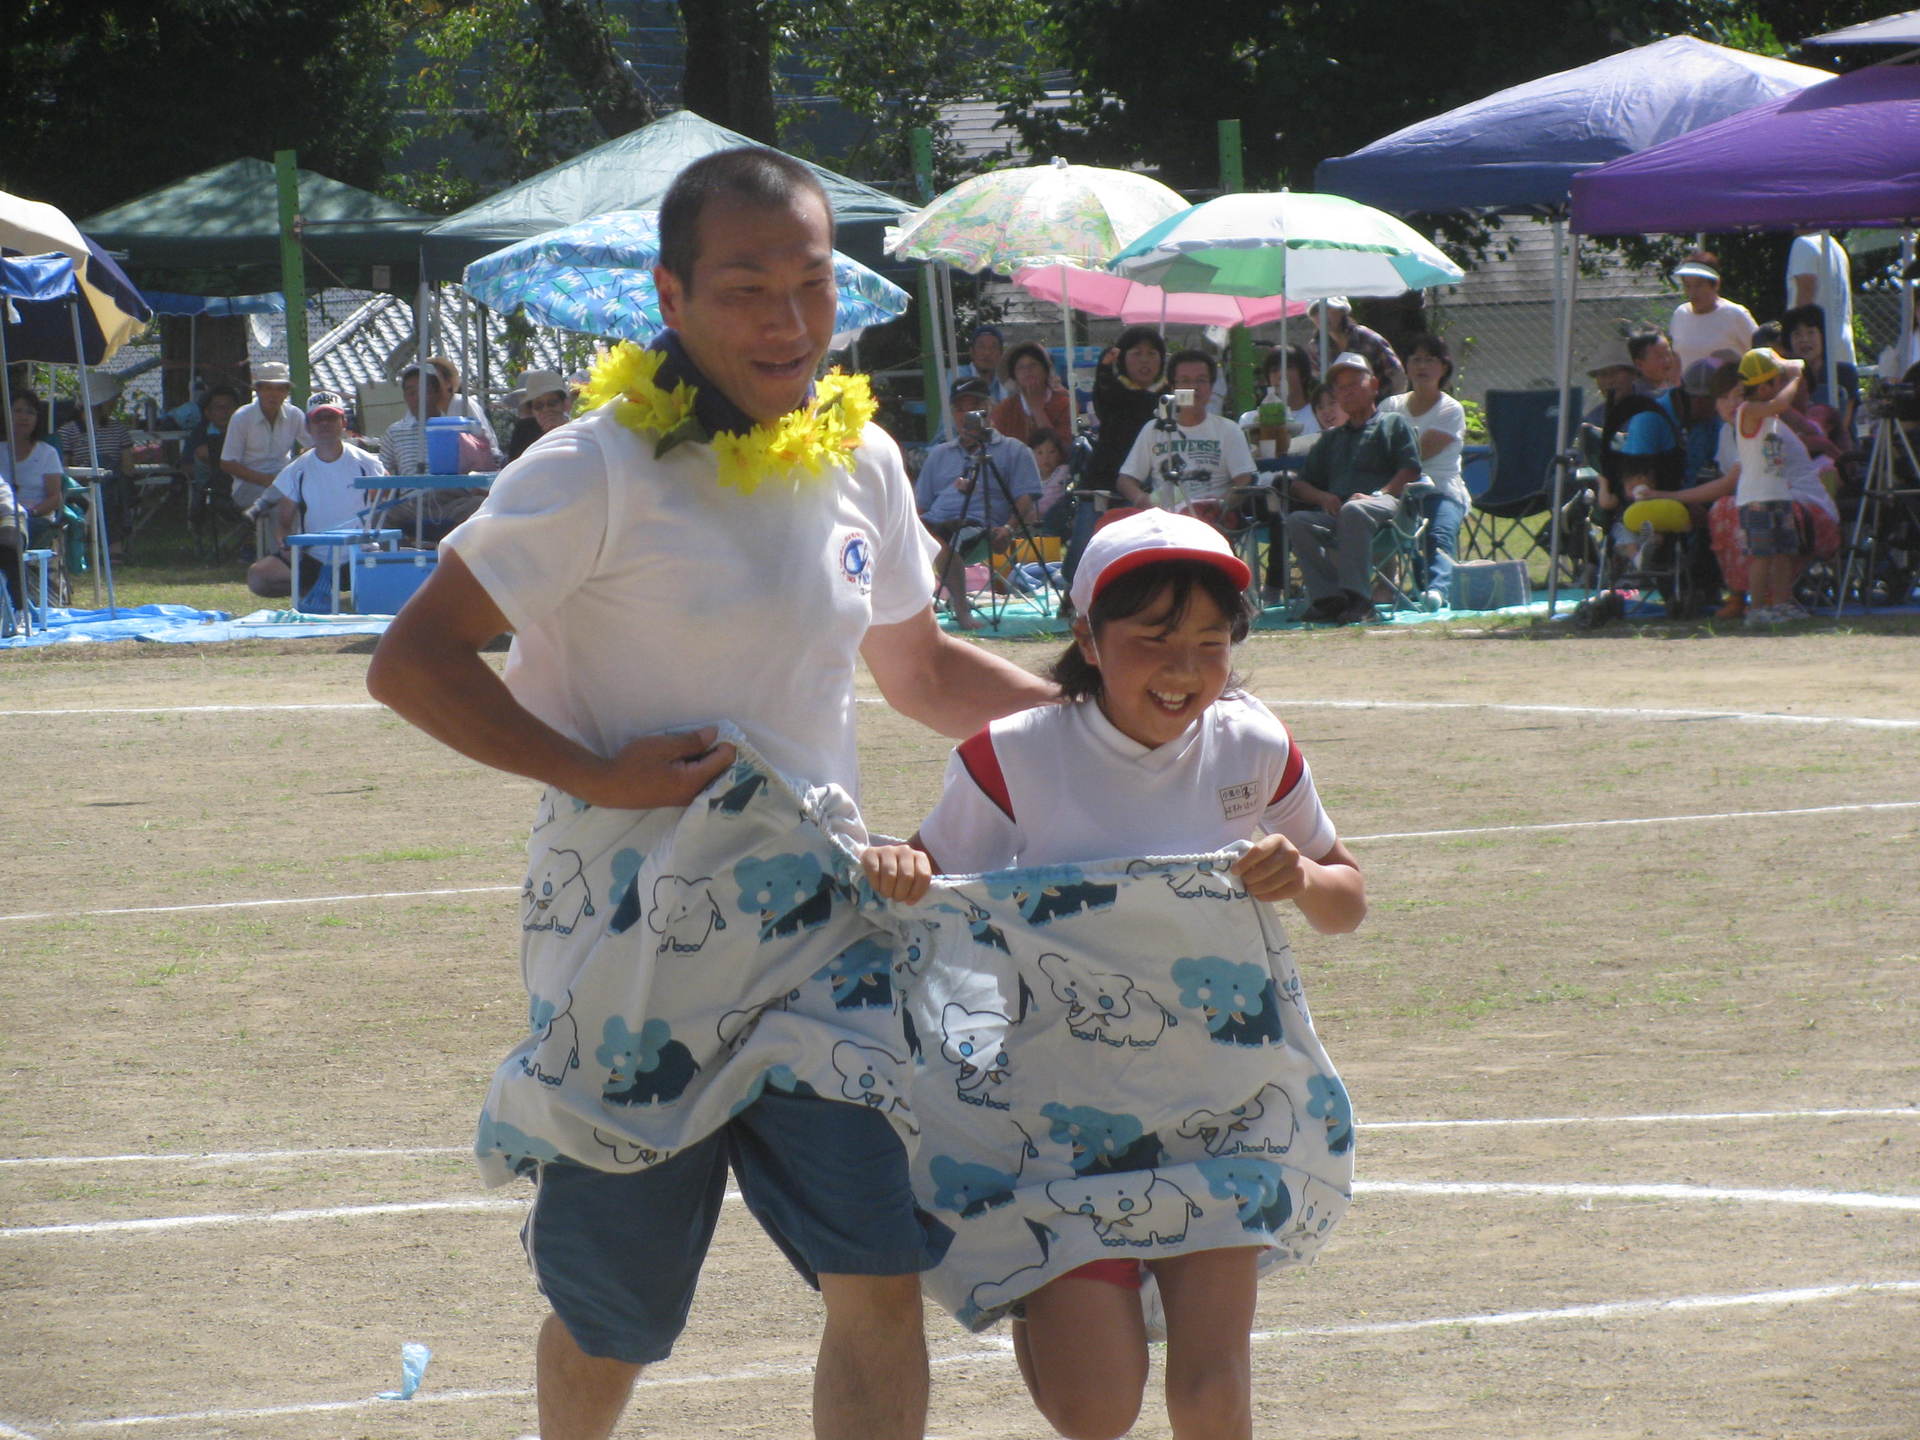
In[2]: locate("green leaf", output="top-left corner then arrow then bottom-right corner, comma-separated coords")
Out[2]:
654,414 -> 713,459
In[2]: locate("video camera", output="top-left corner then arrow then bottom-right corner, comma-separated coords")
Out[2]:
958,408 -> 996,442
1153,388 -> 1197,431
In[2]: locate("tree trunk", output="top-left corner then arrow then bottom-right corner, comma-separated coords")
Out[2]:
530,0 -> 658,137
679,0 -> 778,143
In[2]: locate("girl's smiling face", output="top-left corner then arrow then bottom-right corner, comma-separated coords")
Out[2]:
1078,581 -> 1234,748
1032,437 -> 1063,473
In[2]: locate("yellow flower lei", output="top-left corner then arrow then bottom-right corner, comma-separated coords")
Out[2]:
582,342 -> 877,497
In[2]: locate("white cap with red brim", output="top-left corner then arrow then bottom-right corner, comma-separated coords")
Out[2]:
1069,508 -> 1251,618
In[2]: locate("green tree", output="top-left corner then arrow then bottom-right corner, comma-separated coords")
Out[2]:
4,0 -> 402,218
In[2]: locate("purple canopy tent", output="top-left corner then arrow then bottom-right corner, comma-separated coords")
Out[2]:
1570,62 -> 1920,235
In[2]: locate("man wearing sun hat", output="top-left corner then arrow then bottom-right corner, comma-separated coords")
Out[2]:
1283,350 -> 1420,623
1669,255 -> 1760,373
220,359 -> 308,513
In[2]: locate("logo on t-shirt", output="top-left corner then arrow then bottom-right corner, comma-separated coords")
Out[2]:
837,530 -> 874,595
1218,781 -> 1261,821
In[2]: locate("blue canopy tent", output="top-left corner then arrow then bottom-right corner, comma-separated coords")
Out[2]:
139,291 -> 286,421
1315,35 -> 1829,613
2,245 -> 153,623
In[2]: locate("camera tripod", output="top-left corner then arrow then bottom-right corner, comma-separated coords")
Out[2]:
947,442 -> 1060,629
1831,405 -> 1920,615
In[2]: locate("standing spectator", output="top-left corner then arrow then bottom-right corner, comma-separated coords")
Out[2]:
1783,303 -> 1858,446
219,361 -> 307,513
1723,350 -> 1829,625
1669,254 -> 1759,372
1785,231 -> 1855,367
427,354 -> 503,457
1284,352 -> 1421,623
1065,327 -> 1168,589
954,324 -> 1008,405
1308,296 -> 1407,395
1380,334 -> 1467,608
1115,349 -> 1255,518
990,342 -> 1071,445
243,392 -> 388,598
504,370 -> 574,462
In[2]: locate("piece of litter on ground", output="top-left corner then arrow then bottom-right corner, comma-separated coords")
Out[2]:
377,1340 -> 431,1400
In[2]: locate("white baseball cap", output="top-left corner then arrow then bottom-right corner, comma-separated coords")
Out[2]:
1325,350 -> 1374,378
1069,508 -> 1251,617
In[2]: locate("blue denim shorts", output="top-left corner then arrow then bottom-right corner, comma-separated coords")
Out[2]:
1740,499 -> 1803,557
523,1090 -> 950,1364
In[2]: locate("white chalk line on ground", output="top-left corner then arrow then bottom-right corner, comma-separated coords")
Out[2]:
9,697 -> 1916,731
9,1176 -> 1919,1241
5,797 -> 1916,927
23,1279 -> 1920,1434
7,1108 -> 1915,1171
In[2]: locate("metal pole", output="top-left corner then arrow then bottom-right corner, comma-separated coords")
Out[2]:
1218,120 -> 1255,417
70,299 -> 116,615
1545,216 -> 1578,620
910,126 -> 945,444
275,149 -> 310,399
1059,269 -> 1078,428
1,324 -> 29,636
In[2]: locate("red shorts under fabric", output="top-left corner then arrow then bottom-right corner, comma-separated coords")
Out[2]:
1062,1258 -> 1147,1289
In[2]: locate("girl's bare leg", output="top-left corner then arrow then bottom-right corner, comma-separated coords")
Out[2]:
1150,1247 -> 1260,1440
1012,1272 -> 1150,1440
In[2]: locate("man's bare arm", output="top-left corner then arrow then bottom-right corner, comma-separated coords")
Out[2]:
861,605 -> 1058,739
366,549 -> 734,808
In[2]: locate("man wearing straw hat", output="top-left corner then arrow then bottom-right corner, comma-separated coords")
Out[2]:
219,360 -> 307,514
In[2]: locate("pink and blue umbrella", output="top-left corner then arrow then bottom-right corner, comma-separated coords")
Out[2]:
461,210 -> 910,342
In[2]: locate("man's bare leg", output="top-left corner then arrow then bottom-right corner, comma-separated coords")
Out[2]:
536,1311 -> 642,1440
813,1272 -> 928,1440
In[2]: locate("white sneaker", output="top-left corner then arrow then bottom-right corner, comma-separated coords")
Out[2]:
1773,601 -> 1810,622
1422,588 -> 1446,612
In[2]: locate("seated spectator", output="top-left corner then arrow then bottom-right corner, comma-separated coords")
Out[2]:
1309,380 -> 1346,435
1239,344 -> 1320,442
4,389 -> 70,538
1115,349 -> 1255,523
427,354 -> 503,457
1027,427 -> 1072,532
1309,296 -> 1407,395
56,376 -> 137,555
1628,330 -> 1681,395
243,392 -> 388,599
1379,334 -> 1467,608
379,362 -> 488,539
953,324 -> 1008,405
504,370 -> 573,461
1587,342 -> 1686,560
1670,254 -> 1759,372
220,361 -> 308,516
916,376 -> 1043,630
1782,303 -> 1858,446
990,342 -> 1071,445
188,387 -> 239,487
0,468 -> 22,619
1284,352 -> 1420,624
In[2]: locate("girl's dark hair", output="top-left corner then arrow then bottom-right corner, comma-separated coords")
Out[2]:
1114,326 -> 1167,366
1284,343 -> 1316,389
1026,425 -> 1061,456
1782,304 -> 1827,346
9,387 -> 46,442
1405,331 -> 1453,389
1050,558 -> 1252,702
1005,340 -> 1052,379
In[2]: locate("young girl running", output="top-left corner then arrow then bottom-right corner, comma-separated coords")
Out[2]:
862,509 -> 1366,1440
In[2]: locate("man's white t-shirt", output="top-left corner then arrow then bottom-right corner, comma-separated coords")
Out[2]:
267,442 -> 387,563
444,404 -> 939,795
1670,298 -> 1760,372
919,692 -> 1337,872
1785,234 -> 1856,366
220,400 -> 307,478
1117,411 -> 1256,505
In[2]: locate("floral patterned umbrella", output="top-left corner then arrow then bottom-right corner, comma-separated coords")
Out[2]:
462,209 -> 911,342
884,158 -> 1190,274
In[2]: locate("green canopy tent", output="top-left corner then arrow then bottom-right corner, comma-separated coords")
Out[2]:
420,109 -> 912,281
80,158 -> 437,296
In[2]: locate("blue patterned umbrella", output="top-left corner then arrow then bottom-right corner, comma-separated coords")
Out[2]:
461,210 -> 910,341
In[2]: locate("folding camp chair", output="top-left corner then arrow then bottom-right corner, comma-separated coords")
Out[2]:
1366,480 -> 1437,613
1463,388 -> 1583,569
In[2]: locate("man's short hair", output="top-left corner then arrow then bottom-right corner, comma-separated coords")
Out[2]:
1167,349 -> 1217,384
399,363 -> 444,389
1625,330 -> 1670,365
658,148 -> 834,290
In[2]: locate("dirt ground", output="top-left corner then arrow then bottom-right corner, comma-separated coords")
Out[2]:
1,624 -> 1916,1439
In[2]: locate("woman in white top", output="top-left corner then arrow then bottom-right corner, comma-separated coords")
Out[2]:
3,390 -> 67,524
1237,344 -> 1319,439
1379,333 -> 1468,607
